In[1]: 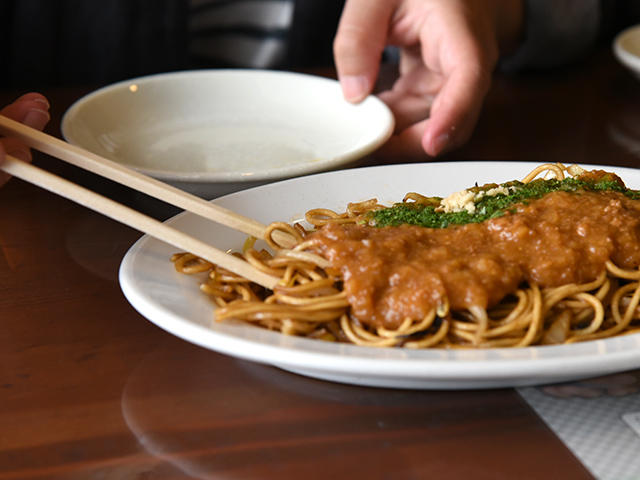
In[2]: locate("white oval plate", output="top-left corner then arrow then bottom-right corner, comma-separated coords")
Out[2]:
62,70 -> 394,198
119,162 -> 640,389
614,24 -> 640,80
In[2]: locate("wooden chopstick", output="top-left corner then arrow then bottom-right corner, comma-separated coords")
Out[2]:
0,155 -> 280,290
0,115 -> 296,248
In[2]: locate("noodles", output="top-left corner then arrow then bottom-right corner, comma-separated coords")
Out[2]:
171,163 -> 640,348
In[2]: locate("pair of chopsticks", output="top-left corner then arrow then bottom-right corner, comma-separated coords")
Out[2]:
0,115 -> 297,290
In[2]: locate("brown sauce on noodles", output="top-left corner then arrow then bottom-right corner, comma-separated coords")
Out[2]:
309,190 -> 640,330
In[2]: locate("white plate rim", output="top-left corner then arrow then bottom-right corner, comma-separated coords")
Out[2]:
61,69 -> 395,184
119,161 -> 640,389
614,24 -> 640,76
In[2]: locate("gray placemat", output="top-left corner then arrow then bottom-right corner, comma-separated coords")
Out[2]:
518,371 -> 640,480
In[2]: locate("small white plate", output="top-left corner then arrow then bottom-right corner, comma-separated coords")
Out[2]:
119,162 -> 640,389
614,24 -> 640,80
62,70 -> 394,198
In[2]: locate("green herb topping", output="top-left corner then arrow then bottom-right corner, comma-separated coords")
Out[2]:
365,170 -> 639,228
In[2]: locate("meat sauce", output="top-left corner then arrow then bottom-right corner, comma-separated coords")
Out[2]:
309,190 -> 640,330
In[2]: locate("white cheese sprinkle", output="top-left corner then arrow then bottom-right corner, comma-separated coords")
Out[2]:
437,185 -> 519,213
437,189 -> 477,213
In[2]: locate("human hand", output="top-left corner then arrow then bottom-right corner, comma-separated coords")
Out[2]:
0,93 -> 51,187
334,0 -> 523,158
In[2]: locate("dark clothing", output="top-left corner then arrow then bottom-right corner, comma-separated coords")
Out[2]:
0,1 -> 188,87
1,0 -> 638,88
0,0 -> 345,88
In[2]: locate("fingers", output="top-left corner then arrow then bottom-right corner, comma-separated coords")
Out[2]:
335,0 -> 523,157
0,136 -> 35,190
376,118 -> 432,160
379,89 -> 433,133
378,59 -> 491,157
0,93 -> 51,131
0,138 -> 32,188
422,66 -> 489,156
377,60 -> 490,159
377,63 -> 441,132
0,93 -> 51,187
2,137 -> 34,163
415,4 -> 496,155
334,0 -> 396,103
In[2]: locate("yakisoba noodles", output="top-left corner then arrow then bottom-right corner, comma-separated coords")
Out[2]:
172,163 -> 640,348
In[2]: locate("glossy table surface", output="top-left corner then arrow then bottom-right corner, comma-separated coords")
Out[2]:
2,47 -> 639,479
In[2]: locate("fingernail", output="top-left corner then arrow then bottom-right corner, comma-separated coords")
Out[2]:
341,75 -> 369,103
431,132 -> 450,157
34,97 -> 50,108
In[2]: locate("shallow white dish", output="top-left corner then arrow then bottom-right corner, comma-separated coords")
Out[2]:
62,70 -> 394,198
119,161 -> 640,389
614,24 -> 640,80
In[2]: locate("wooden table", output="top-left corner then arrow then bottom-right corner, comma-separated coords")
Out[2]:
1,46 -> 638,479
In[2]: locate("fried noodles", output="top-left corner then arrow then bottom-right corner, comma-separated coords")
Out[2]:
171,163 -> 640,348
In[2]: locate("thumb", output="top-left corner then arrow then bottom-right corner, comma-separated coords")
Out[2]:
333,0 -> 394,103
